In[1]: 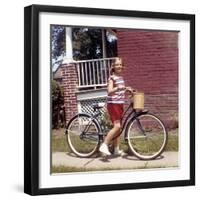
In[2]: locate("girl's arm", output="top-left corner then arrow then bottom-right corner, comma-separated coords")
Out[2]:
107,79 -> 124,95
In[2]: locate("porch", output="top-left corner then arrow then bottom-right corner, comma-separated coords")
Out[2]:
74,57 -> 115,114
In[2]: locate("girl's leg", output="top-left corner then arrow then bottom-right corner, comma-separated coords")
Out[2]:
99,121 -> 121,155
113,136 -> 124,155
104,121 -> 121,145
113,135 -> 120,149
112,122 -> 124,155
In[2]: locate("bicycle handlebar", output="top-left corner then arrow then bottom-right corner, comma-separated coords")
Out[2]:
125,87 -> 137,98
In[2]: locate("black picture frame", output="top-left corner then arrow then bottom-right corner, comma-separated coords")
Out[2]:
24,4 -> 195,195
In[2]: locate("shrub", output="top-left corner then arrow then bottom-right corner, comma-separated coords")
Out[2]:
52,80 -> 65,129
169,112 -> 178,130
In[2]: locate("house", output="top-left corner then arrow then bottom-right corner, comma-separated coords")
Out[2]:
54,28 -> 178,128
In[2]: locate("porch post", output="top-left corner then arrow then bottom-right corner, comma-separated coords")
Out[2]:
63,27 -> 74,64
102,29 -> 107,58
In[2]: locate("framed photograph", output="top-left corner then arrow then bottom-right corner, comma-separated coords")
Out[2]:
24,4 -> 195,195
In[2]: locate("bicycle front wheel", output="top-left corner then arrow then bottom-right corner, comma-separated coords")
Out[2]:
127,113 -> 168,160
66,114 -> 100,158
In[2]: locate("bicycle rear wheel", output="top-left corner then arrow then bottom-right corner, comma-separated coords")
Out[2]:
66,114 -> 100,158
127,113 -> 168,160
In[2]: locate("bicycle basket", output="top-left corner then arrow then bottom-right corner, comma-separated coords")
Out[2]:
133,92 -> 144,110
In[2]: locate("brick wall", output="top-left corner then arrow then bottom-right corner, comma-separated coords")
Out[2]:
61,63 -> 78,124
117,30 -> 178,128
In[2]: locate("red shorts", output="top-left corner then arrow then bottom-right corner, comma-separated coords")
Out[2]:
107,103 -> 124,123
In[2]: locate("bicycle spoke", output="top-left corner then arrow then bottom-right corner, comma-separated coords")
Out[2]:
66,114 -> 100,157
127,114 -> 167,160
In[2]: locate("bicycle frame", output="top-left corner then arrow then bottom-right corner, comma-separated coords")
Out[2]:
113,102 -> 148,141
86,102 -> 149,142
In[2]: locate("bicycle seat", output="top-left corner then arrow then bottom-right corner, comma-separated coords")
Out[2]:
92,102 -> 105,110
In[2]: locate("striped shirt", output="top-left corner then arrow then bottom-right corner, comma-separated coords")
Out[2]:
107,75 -> 125,104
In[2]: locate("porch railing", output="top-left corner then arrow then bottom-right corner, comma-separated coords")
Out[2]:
75,57 -> 116,89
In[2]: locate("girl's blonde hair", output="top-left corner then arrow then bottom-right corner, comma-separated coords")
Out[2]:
110,57 -> 124,75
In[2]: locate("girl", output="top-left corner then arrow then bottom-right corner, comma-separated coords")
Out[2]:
99,57 -> 133,156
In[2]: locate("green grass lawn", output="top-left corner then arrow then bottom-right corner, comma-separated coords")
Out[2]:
51,128 -> 178,173
51,128 -> 178,153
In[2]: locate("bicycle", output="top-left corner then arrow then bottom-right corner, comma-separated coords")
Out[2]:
65,91 -> 168,160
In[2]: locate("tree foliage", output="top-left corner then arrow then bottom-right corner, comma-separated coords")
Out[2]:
73,28 -> 103,60
51,26 -> 118,65
51,25 -> 65,60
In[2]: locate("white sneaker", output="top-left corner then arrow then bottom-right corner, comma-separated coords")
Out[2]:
99,143 -> 111,156
113,149 -> 125,156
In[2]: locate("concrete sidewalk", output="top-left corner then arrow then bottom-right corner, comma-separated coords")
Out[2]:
52,151 -> 178,170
